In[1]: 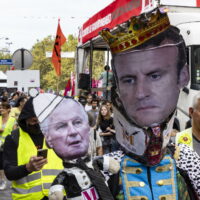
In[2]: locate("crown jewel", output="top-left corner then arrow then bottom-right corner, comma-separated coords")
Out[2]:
100,9 -> 170,54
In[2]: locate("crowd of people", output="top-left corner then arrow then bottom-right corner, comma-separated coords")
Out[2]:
1,7 -> 200,200
79,93 -> 120,156
0,91 -> 28,191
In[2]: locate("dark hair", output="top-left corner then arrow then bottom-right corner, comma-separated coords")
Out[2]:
1,96 -> 8,103
91,99 -> 99,105
15,96 -> 27,107
113,26 -> 187,78
1,102 -> 11,110
11,92 -> 19,99
1,90 -> 8,96
104,65 -> 110,71
78,96 -> 87,106
102,100 -> 113,112
134,26 -> 187,76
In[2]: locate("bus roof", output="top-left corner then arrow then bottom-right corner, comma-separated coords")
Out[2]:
78,0 -> 200,49
78,0 -> 154,47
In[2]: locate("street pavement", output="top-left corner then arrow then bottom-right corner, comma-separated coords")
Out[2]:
0,179 -> 12,200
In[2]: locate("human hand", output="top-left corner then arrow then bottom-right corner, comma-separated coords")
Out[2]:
106,127 -> 111,131
26,156 -> 47,173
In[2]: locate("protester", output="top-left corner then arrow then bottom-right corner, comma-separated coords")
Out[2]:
10,96 -> 27,120
3,97 -> 63,200
84,94 -> 93,111
87,112 -> 103,159
102,100 -> 113,116
96,105 -> 117,154
87,99 -> 99,127
32,94 -> 119,200
1,96 -> 9,104
0,90 -> 8,102
100,7 -> 200,199
78,95 -> 87,107
176,92 -> 200,156
99,65 -> 113,100
9,92 -> 19,107
0,103 -> 16,190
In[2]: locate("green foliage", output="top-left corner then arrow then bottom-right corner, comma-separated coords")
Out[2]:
30,34 -> 77,91
1,35 -> 106,92
29,34 -> 105,92
92,51 -> 105,80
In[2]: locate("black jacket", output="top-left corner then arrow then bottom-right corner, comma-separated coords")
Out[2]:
3,97 -> 44,180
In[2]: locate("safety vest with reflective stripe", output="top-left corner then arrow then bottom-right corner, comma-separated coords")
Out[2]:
12,128 -> 63,200
175,128 -> 193,149
0,116 -> 16,144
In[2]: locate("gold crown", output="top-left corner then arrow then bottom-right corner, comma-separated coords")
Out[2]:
100,9 -> 170,54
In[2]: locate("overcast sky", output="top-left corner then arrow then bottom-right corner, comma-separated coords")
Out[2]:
0,0 -> 113,54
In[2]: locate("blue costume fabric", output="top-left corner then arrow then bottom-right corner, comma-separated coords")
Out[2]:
105,144 -> 200,200
120,154 -> 178,200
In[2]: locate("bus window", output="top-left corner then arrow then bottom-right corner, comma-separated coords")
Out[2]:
191,45 -> 200,90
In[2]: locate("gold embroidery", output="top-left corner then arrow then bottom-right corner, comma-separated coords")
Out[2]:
156,164 -> 172,172
124,166 -> 142,174
159,194 -> 176,200
173,146 -> 180,160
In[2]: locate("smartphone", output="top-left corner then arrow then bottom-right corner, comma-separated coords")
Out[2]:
37,149 -> 48,158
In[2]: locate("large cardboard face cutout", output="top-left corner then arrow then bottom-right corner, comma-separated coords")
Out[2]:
112,43 -> 189,166
114,45 -> 185,127
100,9 -> 189,166
33,94 -> 90,160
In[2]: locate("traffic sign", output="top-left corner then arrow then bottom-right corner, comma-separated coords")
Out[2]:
12,49 -> 33,70
0,59 -> 13,65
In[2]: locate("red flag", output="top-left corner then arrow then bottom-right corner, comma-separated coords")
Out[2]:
52,19 -> 66,76
64,79 -> 71,96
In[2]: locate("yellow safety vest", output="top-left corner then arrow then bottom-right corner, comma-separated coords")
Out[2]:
175,128 -> 193,149
12,128 -> 63,200
0,116 -> 16,144
9,107 -> 20,119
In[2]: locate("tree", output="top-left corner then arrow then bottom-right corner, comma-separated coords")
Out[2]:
30,34 -> 77,91
92,50 -> 105,80
0,52 -> 11,72
30,34 -> 105,93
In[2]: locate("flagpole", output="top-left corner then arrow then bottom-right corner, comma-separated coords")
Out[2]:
56,76 -> 60,94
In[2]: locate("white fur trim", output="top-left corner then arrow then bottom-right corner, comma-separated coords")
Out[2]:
103,156 -> 110,171
49,184 -> 64,194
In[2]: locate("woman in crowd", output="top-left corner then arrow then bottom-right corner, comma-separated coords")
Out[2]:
0,103 -> 16,190
96,104 -> 118,154
9,92 -> 20,107
102,100 -> 113,116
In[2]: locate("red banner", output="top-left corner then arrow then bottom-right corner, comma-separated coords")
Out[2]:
197,0 -> 200,7
52,20 -> 66,76
79,0 -> 152,45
